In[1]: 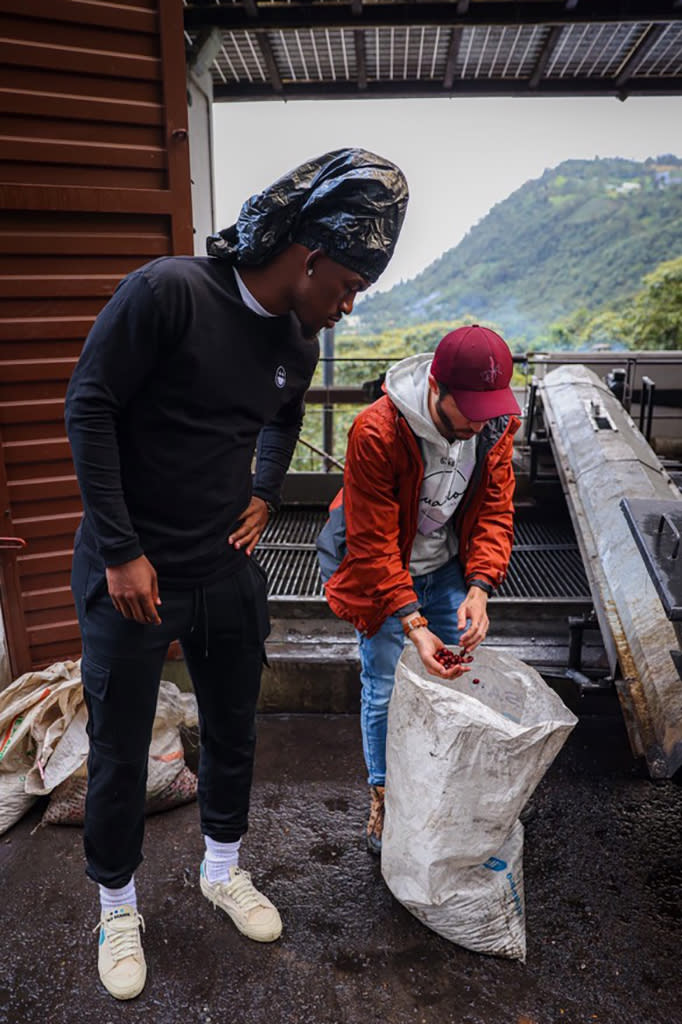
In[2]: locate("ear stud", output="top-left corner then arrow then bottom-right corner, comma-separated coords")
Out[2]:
307,267 -> 314,277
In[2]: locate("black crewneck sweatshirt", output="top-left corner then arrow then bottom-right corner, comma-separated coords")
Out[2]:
65,256 -> 319,586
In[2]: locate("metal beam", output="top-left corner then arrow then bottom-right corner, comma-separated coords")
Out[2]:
233,0 -> 284,94
529,25 -> 563,90
213,75 -> 682,102
184,3 -> 682,32
616,23 -> 669,89
256,31 -> 284,93
354,29 -> 367,90
442,27 -> 463,89
187,26 -> 223,77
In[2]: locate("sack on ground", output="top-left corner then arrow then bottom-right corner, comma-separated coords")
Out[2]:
41,762 -> 198,827
381,645 -> 577,962
41,677 -> 199,826
0,661 -> 82,834
0,659 -> 199,833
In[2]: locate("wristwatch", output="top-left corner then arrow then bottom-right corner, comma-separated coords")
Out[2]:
264,500 -> 276,518
402,613 -> 429,637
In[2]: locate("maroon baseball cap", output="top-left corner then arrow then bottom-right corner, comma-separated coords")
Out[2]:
431,324 -> 521,421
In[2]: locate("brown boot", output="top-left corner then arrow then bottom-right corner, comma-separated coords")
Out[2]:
366,785 -> 385,855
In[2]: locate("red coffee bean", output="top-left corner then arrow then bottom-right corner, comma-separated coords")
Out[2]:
434,647 -> 458,669
472,678 -> 480,684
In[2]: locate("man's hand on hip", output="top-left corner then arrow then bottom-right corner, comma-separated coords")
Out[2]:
228,496 -> 270,556
106,555 -> 162,624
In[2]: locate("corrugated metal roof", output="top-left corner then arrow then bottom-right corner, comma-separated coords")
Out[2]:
183,2 -> 682,100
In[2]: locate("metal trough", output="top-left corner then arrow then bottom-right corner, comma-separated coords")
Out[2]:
539,363 -> 682,778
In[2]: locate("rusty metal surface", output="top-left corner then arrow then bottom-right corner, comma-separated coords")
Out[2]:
0,1 -> 192,672
540,364 -> 682,778
2,711 -> 682,1024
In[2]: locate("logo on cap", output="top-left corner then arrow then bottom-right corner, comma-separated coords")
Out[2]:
275,365 -> 287,389
481,356 -> 502,387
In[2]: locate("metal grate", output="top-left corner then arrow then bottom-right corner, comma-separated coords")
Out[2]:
213,30 -> 268,84
366,26 -> 452,81
634,23 -> 682,78
256,506 -> 590,602
184,3 -> 682,99
545,22 -> 648,79
458,25 -> 545,80
268,27 -> 358,83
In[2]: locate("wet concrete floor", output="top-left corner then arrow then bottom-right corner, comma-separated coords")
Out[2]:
2,700 -> 682,1024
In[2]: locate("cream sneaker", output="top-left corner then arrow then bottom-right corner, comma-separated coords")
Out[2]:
94,905 -> 146,1000
200,862 -> 282,942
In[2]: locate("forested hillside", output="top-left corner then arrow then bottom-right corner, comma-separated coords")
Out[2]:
348,156 -> 682,346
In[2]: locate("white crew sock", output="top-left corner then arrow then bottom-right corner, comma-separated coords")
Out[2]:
203,836 -> 241,883
99,877 -> 137,915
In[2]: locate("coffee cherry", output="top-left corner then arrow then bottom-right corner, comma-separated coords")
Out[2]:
434,647 -> 459,670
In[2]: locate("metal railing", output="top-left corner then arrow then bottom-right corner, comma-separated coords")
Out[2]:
296,348 -> 682,473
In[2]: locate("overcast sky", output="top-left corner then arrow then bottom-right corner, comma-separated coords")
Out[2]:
212,95 -> 681,294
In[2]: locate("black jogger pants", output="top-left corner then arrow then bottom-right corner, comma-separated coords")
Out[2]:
71,540 -> 270,889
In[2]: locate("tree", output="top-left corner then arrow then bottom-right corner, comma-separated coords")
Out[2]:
577,310 -> 629,350
625,256 -> 682,350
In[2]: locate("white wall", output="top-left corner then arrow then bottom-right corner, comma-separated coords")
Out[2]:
187,68 -> 216,255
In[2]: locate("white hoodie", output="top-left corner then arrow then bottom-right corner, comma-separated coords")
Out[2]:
384,353 -> 476,577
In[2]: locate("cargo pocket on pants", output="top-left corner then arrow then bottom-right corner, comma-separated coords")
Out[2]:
249,558 -> 271,665
81,657 -> 111,702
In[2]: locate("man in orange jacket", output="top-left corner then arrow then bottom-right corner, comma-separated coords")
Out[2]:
316,324 -> 521,852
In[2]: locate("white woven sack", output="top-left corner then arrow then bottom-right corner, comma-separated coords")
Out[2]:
146,682 -> 198,797
398,819 -> 526,960
381,645 -> 577,961
0,656 -> 198,834
0,661 -> 83,832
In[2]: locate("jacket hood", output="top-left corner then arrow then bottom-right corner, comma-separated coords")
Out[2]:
384,353 -> 448,448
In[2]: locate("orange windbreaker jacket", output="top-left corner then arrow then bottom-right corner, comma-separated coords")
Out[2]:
318,395 -> 520,637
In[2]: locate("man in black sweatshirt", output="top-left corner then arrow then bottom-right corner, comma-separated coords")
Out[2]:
65,149 -> 408,1001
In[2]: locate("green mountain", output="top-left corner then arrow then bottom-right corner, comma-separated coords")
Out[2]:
347,156 -> 682,346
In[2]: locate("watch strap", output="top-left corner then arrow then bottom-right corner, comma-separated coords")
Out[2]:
402,613 -> 429,637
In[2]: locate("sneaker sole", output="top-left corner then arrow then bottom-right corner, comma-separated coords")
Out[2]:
99,965 -> 147,1001
200,877 -> 282,942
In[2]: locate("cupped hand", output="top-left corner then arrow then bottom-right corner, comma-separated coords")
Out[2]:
410,627 -> 470,680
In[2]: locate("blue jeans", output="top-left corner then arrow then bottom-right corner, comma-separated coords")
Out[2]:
357,557 -> 467,787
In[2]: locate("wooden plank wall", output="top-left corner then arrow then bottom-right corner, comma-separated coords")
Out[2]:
0,0 -> 193,676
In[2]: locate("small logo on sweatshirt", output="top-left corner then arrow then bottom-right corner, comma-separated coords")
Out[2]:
275,365 -> 287,389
